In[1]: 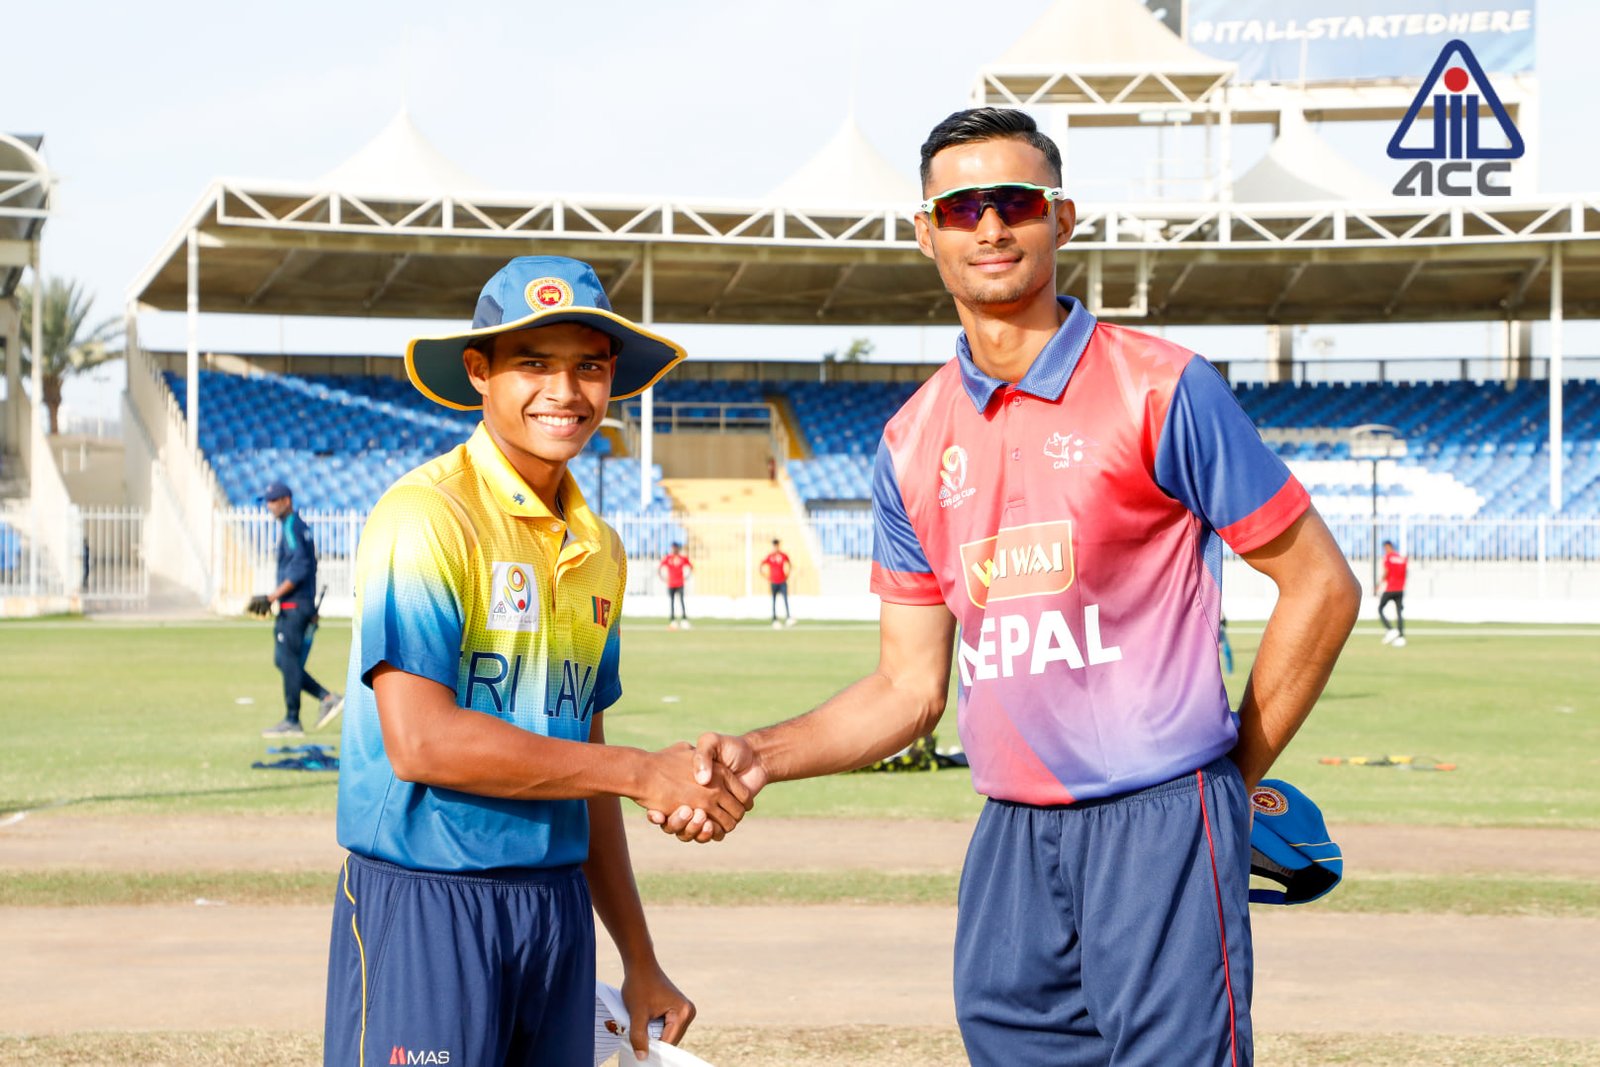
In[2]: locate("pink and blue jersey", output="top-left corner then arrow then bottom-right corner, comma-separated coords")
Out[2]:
872,297 -> 1308,805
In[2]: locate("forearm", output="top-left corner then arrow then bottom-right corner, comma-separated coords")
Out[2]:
385,699 -> 649,802
1231,570 -> 1360,788
748,670 -> 944,783
584,792 -> 657,968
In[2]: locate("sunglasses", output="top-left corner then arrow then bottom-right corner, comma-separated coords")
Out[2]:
919,182 -> 1067,231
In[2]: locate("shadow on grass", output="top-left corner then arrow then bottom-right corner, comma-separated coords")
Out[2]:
0,777 -> 337,817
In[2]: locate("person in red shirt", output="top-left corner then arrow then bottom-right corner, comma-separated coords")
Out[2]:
760,539 -> 793,628
659,541 -> 693,630
1379,539 -> 1408,647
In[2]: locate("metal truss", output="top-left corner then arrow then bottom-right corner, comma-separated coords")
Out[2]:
197,181 -> 1600,253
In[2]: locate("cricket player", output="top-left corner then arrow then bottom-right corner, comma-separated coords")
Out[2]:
324,256 -> 752,1066
1378,539 -> 1408,646
661,109 -> 1361,1066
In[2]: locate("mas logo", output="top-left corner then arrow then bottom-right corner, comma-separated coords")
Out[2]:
526,276 -> 574,310
487,561 -> 540,634
959,520 -> 1075,609
1388,39 -> 1524,197
938,445 -> 976,510
389,1047 -> 451,1065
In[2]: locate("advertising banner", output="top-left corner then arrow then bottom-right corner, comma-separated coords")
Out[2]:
1181,1 -> 1536,83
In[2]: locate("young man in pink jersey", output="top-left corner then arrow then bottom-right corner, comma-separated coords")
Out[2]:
657,109 -> 1360,1066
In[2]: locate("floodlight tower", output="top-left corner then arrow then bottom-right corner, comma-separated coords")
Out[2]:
1348,424 -> 1409,590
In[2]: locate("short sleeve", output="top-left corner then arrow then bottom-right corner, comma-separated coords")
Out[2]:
355,485 -> 468,691
1154,359 -> 1310,554
593,553 -> 624,714
870,437 -> 943,605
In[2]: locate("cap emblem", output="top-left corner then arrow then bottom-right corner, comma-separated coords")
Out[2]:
526,277 -> 573,310
1250,785 -> 1289,817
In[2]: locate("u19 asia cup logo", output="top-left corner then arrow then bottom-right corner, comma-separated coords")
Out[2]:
938,445 -> 976,510
487,561 -> 540,634
960,521 -> 1075,609
1388,39 -> 1524,197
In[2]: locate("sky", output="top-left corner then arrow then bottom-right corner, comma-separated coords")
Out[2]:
4,0 -> 1598,420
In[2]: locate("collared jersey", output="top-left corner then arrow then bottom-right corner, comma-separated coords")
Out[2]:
871,297 -> 1309,806
659,553 -> 692,588
337,425 -> 625,872
762,551 -> 791,583
1383,550 -> 1408,592
275,511 -> 316,600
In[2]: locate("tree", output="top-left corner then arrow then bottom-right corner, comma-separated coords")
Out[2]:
823,337 -> 874,364
17,277 -> 122,435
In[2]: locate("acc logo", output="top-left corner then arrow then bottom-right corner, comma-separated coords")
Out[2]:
959,520 -> 1075,609
487,561 -> 540,634
526,276 -> 574,310
1388,39 -> 1524,197
938,445 -> 976,510
1250,785 -> 1289,818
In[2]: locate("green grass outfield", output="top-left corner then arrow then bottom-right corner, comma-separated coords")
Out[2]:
1,617 -> 1596,827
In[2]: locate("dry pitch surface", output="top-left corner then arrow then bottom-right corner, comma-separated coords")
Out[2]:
3,814 -> 1600,1065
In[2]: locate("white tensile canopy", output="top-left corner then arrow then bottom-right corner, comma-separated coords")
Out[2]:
1232,112 -> 1388,204
130,107 -> 1600,510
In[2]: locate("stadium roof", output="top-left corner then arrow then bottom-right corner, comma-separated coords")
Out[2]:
767,113 -> 919,209
318,110 -> 487,199
972,0 -> 1233,119
0,133 -> 50,300
129,169 -> 1600,327
1232,112 -> 1388,204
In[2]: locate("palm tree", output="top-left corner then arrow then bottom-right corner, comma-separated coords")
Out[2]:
17,277 -> 122,435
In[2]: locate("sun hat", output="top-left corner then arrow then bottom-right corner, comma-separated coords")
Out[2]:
406,255 -> 685,409
1247,778 -> 1344,905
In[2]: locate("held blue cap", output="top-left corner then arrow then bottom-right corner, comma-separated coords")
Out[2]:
260,480 -> 292,502
405,255 -> 686,410
1248,779 -> 1343,905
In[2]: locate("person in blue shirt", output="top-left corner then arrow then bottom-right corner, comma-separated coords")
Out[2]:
259,481 -> 341,738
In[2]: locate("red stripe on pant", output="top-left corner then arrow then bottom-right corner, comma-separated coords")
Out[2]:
1197,768 -> 1241,1067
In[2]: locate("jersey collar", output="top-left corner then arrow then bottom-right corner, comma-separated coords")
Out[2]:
465,424 -> 604,543
955,295 -> 1098,412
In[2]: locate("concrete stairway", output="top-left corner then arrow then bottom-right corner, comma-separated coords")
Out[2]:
658,478 -> 818,596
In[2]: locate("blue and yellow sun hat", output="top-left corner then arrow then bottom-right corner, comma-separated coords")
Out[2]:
1247,778 -> 1344,905
405,255 -> 685,410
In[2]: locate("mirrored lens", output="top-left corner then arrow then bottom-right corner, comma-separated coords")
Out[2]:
929,186 -> 1050,230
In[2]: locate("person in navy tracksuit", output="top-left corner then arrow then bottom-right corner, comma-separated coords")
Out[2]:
259,480 -> 341,738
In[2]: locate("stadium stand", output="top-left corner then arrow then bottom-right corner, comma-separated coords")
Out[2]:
162,370 -> 672,517
164,369 -> 1600,531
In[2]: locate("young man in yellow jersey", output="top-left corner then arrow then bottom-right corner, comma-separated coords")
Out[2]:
325,256 -> 752,1066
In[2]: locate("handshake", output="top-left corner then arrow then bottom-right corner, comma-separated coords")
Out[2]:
639,732 -> 767,844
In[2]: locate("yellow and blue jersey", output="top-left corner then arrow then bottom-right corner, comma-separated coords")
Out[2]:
336,425 -> 625,872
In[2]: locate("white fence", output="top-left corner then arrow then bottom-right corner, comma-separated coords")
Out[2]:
80,507 -> 149,607
205,507 -> 1600,619
0,502 -> 148,608
1322,516 -> 1600,564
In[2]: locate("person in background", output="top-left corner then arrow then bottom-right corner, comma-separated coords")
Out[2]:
659,541 -> 693,630
1379,539 -> 1408,647
257,481 -> 341,739
761,538 -> 793,628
